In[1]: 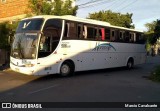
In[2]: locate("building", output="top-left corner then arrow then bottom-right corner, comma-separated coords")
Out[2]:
0,0 -> 75,22
0,0 -> 29,22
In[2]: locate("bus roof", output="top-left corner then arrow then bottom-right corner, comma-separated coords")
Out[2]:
23,15 -> 143,33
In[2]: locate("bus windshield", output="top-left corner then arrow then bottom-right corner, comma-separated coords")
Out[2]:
11,32 -> 39,59
11,18 -> 63,59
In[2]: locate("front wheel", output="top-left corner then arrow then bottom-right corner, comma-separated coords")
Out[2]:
60,61 -> 74,77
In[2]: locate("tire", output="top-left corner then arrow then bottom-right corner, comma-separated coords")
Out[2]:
60,61 -> 74,77
126,59 -> 134,69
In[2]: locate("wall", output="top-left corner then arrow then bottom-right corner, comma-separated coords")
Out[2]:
0,0 -> 29,22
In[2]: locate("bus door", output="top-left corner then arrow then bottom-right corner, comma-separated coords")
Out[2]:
37,31 -> 60,75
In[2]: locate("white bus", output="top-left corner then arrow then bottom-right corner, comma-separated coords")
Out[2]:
10,15 -> 146,76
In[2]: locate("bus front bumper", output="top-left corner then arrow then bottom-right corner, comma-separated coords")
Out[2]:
10,63 -> 37,75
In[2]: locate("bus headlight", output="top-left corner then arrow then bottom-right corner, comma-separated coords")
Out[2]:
25,64 -> 35,67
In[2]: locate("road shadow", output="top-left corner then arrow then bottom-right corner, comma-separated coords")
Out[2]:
31,66 -> 142,82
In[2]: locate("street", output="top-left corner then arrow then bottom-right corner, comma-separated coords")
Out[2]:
0,56 -> 160,102
0,56 -> 160,110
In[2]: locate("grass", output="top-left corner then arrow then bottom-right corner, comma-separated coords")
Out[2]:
150,65 -> 160,82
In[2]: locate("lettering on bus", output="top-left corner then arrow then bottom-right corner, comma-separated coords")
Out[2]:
61,42 -> 71,48
92,43 -> 116,51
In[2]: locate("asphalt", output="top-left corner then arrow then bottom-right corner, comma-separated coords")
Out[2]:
0,56 -> 160,111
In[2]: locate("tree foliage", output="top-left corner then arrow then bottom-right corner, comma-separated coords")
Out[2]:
145,19 -> 160,45
0,23 -> 9,49
28,0 -> 78,16
145,21 -> 156,33
0,22 -> 18,49
87,10 -> 134,28
154,20 -> 160,39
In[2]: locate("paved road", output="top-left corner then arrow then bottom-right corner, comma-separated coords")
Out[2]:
0,56 -> 160,110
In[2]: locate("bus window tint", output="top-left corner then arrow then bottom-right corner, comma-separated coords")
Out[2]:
111,30 -> 116,42
125,31 -> 130,42
64,23 -> 68,37
95,28 -> 100,40
105,28 -> 110,41
129,32 -> 136,43
136,33 -> 145,44
38,19 -> 62,58
119,31 -> 125,42
86,26 -> 95,39
64,21 -> 77,39
78,24 -> 83,39
39,34 -> 52,58
43,19 -> 62,40
94,27 -> 103,41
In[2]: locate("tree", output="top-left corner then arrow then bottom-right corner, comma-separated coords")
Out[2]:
145,19 -> 160,45
145,21 -> 156,33
28,0 -> 78,16
0,23 -> 9,49
0,22 -> 18,49
87,10 -> 134,28
154,20 -> 160,41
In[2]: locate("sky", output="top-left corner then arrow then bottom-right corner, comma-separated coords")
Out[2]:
75,0 -> 160,31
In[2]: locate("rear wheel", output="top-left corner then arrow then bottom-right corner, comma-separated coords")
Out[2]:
126,59 -> 134,69
60,61 -> 74,77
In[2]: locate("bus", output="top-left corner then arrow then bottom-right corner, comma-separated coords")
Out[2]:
10,15 -> 146,76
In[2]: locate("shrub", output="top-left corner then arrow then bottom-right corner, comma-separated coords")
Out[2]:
0,21 -> 18,50
150,65 -> 160,82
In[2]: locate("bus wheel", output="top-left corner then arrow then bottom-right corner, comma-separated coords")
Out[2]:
126,58 -> 134,69
60,61 -> 74,77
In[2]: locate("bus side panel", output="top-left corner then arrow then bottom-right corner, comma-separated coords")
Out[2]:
36,54 -> 62,75
48,40 -> 146,74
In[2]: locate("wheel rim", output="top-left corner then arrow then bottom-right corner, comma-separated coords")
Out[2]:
128,62 -> 132,68
61,64 -> 70,75
128,61 -> 132,68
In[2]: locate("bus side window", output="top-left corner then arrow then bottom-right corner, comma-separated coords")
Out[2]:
93,27 -> 104,41
129,32 -> 136,43
136,33 -> 145,44
140,34 -> 145,44
86,25 -> 97,40
105,28 -> 110,41
39,19 -> 62,58
38,33 -> 52,58
125,31 -> 130,42
95,27 -> 102,40
119,31 -> 125,42
64,22 -> 77,39
64,23 -> 69,37
110,30 -> 115,42
78,24 -> 83,39
129,33 -> 132,42
95,28 -> 99,40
